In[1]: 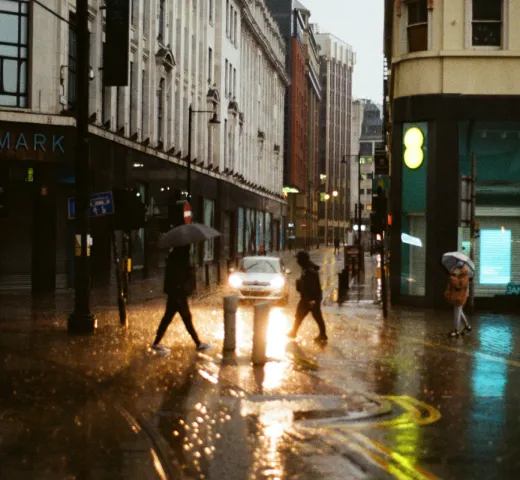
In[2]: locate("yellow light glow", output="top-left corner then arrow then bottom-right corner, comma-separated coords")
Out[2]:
404,127 -> 424,149
404,149 -> 424,169
324,194 -> 330,200
332,190 -> 338,197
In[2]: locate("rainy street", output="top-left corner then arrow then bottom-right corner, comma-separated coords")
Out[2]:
1,248 -> 519,479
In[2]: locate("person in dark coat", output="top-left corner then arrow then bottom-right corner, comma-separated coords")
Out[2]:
151,246 -> 210,354
287,251 -> 328,342
334,238 -> 340,255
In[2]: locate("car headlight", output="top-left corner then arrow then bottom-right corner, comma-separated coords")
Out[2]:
270,276 -> 285,289
229,274 -> 243,289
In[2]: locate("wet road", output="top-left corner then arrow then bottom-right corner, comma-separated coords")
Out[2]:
1,248 -> 520,479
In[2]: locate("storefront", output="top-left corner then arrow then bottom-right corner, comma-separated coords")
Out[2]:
0,121 -> 75,292
390,94 -> 520,309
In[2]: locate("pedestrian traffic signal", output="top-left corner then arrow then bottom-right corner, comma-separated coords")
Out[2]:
113,187 -> 146,230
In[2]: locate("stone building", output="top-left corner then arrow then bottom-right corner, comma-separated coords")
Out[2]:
0,0 -> 288,291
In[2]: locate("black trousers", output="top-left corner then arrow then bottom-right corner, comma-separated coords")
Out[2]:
154,295 -> 200,346
291,299 -> 327,337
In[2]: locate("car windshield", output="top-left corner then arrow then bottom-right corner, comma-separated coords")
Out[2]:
240,258 -> 281,274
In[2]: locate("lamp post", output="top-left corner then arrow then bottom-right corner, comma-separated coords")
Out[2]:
332,190 -> 338,246
324,193 -> 330,246
341,153 -> 361,245
187,104 -> 220,198
68,0 -> 96,334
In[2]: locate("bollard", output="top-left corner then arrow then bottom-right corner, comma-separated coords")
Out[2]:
223,295 -> 238,352
252,302 -> 270,365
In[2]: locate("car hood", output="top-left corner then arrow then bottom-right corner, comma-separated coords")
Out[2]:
239,272 -> 282,283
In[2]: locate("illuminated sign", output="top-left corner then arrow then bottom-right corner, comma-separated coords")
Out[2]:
403,127 -> 424,169
0,132 -> 65,153
480,229 -> 511,284
401,233 -> 423,247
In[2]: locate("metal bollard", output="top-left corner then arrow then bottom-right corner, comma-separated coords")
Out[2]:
252,302 -> 270,365
223,295 -> 238,352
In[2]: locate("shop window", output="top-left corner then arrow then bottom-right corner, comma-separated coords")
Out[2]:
67,15 -> 77,109
237,208 -> 244,253
407,0 -> 428,53
204,199 -> 215,261
471,0 -> 502,47
0,0 -> 28,107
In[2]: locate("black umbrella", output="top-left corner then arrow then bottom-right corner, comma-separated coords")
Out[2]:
158,223 -> 221,248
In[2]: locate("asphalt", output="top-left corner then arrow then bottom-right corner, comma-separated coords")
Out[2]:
3,248 -> 519,479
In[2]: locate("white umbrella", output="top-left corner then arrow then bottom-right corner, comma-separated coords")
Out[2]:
158,223 -> 221,248
442,251 -> 475,277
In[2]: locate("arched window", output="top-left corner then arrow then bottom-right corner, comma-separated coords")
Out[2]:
157,79 -> 164,143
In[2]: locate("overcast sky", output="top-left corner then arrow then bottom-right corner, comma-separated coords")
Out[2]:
302,0 -> 384,103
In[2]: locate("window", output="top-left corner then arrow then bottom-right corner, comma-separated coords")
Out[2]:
472,0 -> 502,47
0,0 -> 28,107
67,16 -> 77,109
225,59 -> 229,97
229,62 -> 233,96
237,208 -> 244,253
208,47 -> 213,83
129,62 -> 134,132
234,11 -> 238,45
407,0 -> 428,53
130,0 -> 135,26
230,6 -> 234,41
226,0 -> 230,37
158,0 -> 165,40
204,199 -> 215,261
157,78 -> 164,142
224,119 -> 228,168
209,0 -> 214,24
233,68 -> 236,99
141,69 -> 146,137
116,87 -> 122,130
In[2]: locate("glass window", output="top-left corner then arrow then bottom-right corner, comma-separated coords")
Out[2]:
239,258 -> 281,273
237,207 -> 244,253
407,0 -> 428,53
157,78 -> 164,142
472,0 -> 502,47
204,199 -> 215,261
266,213 -> 271,251
401,122 -> 428,296
0,0 -> 28,107
158,0 -> 165,39
67,16 -> 77,109
209,0 -> 213,24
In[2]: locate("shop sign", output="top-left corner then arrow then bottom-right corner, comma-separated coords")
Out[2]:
0,123 -> 72,162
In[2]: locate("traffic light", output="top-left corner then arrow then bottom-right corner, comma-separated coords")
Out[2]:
113,187 -> 146,230
370,187 -> 387,234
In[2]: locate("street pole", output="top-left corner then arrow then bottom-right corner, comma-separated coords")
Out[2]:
187,104 -> 193,199
324,197 -> 329,246
68,0 -> 96,334
357,155 -> 361,246
332,195 -> 336,247
469,152 -> 477,312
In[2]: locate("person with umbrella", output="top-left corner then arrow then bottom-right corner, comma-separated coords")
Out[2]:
151,222 -> 221,354
442,252 -> 473,338
287,251 -> 328,343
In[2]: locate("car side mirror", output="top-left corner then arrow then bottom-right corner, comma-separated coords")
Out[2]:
229,267 -> 235,273
285,269 -> 291,275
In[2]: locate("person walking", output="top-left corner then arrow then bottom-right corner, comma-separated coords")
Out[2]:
334,237 -> 340,255
444,262 -> 472,337
287,251 -> 328,343
151,245 -> 210,354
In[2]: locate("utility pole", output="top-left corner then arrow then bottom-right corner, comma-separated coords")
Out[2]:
68,0 -> 96,334
468,152 -> 477,312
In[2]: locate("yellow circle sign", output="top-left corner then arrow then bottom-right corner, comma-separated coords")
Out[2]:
404,127 -> 424,169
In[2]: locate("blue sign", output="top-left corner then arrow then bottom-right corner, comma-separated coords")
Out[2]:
68,191 -> 115,219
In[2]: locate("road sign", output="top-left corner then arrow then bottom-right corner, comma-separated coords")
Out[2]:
68,191 -> 115,220
184,202 -> 192,224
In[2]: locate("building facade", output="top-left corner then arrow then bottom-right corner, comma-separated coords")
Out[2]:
385,0 -> 520,309
315,30 -> 355,246
0,0 -> 288,292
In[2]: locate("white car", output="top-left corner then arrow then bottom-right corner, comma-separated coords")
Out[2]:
228,256 -> 291,304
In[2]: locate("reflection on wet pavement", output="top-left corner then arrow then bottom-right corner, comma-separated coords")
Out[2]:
4,249 -> 520,479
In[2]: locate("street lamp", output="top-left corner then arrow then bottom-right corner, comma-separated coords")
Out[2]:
341,153 -> 361,246
68,0 -> 96,334
332,190 -> 338,246
187,104 -> 220,198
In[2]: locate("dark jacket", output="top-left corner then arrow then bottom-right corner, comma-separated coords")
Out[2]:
163,247 -> 196,297
296,262 -> 322,302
